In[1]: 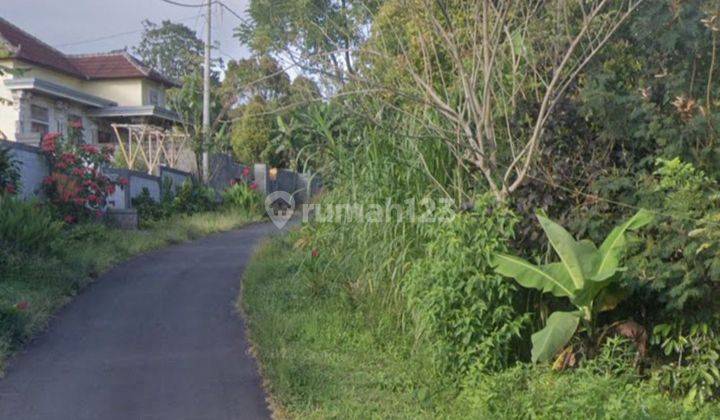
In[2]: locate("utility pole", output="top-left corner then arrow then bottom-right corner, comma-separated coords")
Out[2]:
202,0 -> 211,182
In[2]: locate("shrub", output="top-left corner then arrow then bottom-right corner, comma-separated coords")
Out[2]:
0,197 -> 62,254
625,158 -> 720,316
0,146 -> 20,196
652,317 -> 720,407
222,180 -> 261,213
39,128 -> 117,224
172,180 -> 217,214
403,195 -> 530,375
132,187 -> 169,226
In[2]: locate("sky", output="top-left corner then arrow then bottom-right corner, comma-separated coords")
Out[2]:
0,0 -> 251,63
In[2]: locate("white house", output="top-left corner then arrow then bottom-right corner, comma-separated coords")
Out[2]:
0,17 -> 181,149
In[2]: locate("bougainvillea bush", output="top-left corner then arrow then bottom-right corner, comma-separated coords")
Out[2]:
39,126 -> 118,224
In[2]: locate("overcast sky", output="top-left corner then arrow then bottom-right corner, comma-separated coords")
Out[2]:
1,0 -> 251,64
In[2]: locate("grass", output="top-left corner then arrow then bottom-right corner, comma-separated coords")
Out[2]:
0,208 -> 262,370
240,232 -> 720,419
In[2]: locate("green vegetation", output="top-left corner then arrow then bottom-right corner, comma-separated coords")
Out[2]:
233,0 -> 720,416
242,235 -> 720,419
494,210 -> 653,363
231,98 -> 275,165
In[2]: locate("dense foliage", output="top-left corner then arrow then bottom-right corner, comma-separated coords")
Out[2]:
232,0 -> 720,415
133,19 -> 205,81
39,128 -> 117,224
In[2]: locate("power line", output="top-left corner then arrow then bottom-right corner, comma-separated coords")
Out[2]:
216,2 -> 245,22
157,0 -> 245,22
158,0 -> 208,7
54,14 -> 202,48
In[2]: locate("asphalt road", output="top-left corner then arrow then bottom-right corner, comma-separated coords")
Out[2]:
0,222 -> 281,420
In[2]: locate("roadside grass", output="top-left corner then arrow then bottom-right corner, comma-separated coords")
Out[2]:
0,209 -> 262,370
241,232 -> 720,419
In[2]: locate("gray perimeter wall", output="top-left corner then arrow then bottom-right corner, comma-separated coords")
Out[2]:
2,141 -> 320,209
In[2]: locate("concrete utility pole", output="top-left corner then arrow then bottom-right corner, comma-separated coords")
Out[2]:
202,0 -> 211,182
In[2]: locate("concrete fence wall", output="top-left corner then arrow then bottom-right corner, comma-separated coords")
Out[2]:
1,140 -> 320,210
103,167 -> 179,210
208,154 -> 248,192
253,163 -> 323,204
1,140 -> 49,201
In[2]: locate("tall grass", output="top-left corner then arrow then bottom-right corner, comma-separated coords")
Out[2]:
242,235 -> 720,419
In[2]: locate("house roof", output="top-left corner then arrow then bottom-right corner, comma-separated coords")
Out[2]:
0,17 -> 179,87
68,53 -> 180,87
0,17 -> 84,77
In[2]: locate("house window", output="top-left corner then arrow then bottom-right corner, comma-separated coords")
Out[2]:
98,128 -> 114,143
148,88 -> 160,106
30,104 -> 49,136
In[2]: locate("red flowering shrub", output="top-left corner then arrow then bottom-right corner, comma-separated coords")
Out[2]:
40,129 -> 117,223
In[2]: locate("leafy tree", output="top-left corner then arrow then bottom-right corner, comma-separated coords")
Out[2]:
167,70 -> 231,179
225,55 -> 291,102
133,20 -> 205,81
231,98 -> 276,164
236,0 -> 378,84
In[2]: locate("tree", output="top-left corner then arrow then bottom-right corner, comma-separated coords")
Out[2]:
231,98 -> 276,164
133,20 -> 204,81
167,70 -> 231,180
365,0 -> 645,202
236,0 -> 379,85
225,55 -> 291,103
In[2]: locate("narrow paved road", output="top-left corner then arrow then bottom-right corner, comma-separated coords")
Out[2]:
0,222 -> 280,420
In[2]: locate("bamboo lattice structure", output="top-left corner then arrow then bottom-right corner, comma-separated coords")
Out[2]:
111,124 -> 189,175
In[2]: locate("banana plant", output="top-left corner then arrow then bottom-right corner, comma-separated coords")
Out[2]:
492,209 -> 653,363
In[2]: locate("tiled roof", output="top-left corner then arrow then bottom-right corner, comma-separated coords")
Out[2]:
0,17 -> 178,86
0,17 -> 84,77
68,52 -> 179,87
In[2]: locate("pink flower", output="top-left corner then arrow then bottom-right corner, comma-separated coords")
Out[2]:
15,301 -> 29,311
42,175 -> 54,186
106,184 -> 116,195
311,249 -> 319,258
40,134 -> 58,153
242,166 -> 251,177
43,132 -> 60,142
72,167 -> 85,176
249,182 -> 258,190
81,144 -> 99,155
87,194 -> 98,203
69,120 -> 83,129
61,153 -> 77,164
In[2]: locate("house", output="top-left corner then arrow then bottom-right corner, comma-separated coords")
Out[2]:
0,17 -> 181,152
